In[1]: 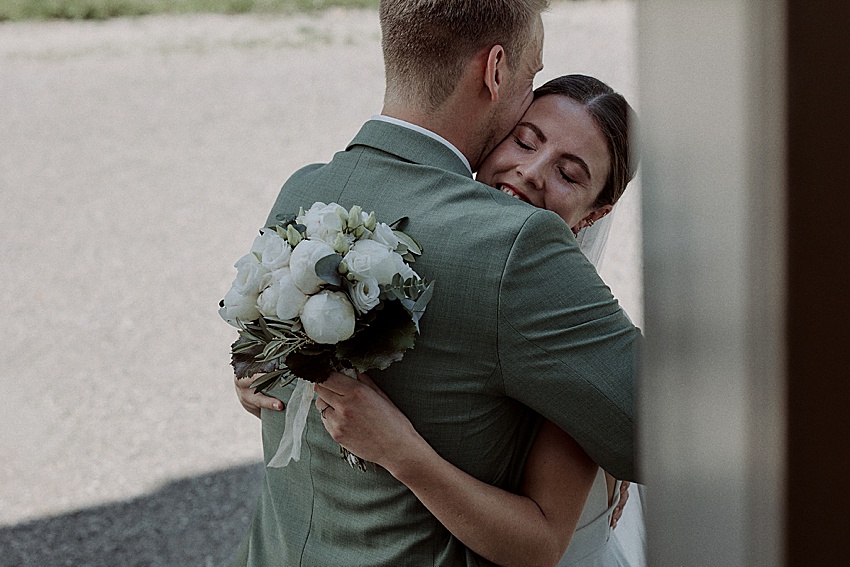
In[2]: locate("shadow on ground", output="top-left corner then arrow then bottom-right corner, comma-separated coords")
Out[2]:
0,462 -> 264,567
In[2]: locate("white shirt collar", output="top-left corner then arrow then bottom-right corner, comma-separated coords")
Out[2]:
370,115 -> 472,175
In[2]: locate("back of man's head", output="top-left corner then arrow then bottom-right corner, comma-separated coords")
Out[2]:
380,0 -> 548,111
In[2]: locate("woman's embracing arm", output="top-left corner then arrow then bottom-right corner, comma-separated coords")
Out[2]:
315,371 -> 597,567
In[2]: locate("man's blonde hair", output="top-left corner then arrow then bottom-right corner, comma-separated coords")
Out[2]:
380,0 -> 548,110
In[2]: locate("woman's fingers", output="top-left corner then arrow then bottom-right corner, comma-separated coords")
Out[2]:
234,376 -> 283,418
353,371 -> 394,402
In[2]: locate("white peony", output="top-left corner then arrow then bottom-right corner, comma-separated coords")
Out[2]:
344,239 -> 416,286
296,202 -> 347,245
231,253 -> 270,296
350,276 -> 381,314
251,230 -> 292,271
300,290 -> 356,344
369,222 -> 399,249
289,239 -> 336,295
219,286 -> 261,327
256,268 -> 309,321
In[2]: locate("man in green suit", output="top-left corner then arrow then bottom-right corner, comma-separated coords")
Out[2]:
234,1 -> 640,565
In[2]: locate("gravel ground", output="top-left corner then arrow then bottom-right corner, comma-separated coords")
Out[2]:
0,2 -> 639,565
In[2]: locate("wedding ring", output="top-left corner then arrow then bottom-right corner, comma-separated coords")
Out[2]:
320,404 -> 332,418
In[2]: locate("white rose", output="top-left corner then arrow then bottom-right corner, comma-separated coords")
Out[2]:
344,239 -> 416,285
369,222 -> 399,249
289,239 -> 336,295
300,290 -> 356,344
231,253 -> 269,295
296,202 -> 347,245
219,286 -> 261,327
251,230 -> 291,271
350,276 -> 381,314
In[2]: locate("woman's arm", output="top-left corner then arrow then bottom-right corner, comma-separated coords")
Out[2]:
315,371 -> 598,567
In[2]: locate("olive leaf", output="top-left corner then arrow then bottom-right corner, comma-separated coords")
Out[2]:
231,336 -> 278,379
393,230 -> 422,256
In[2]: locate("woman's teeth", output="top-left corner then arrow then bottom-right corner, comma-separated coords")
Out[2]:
500,186 -> 520,199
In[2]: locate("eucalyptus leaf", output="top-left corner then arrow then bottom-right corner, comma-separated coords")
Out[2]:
412,280 -> 435,312
315,253 -> 344,287
273,213 -> 297,227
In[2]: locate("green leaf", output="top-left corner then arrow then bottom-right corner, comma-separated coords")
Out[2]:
250,369 -> 286,393
263,317 -> 298,330
408,280 -> 435,333
393,230 -> 422,255
336,300 -> 416,372
315,253 -> 343,287
389,216 -> 409,230
272,213 -> 297,228
258,340 -> 287,363
231,336 -> 278,379
238,328 -> 266,344
257,316 -> 272,337
284,348 -> 335,383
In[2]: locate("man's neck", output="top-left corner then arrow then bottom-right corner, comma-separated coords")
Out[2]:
381,101 -> 485,171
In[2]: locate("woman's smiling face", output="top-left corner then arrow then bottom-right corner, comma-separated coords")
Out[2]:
476,94 -> 612,231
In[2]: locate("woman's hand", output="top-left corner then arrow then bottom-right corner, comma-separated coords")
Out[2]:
314,371 -> 425,469
234,375 -> 283,419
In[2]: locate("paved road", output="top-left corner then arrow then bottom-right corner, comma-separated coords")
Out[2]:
0,2 -> 639,565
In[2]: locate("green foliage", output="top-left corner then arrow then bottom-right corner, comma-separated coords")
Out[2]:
335,300 -> 416,373
382,274 -> 434,332
231,317 -> 308,391
0,0 -> 380,21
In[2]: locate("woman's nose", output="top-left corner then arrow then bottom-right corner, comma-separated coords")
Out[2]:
518,160 -> 545,191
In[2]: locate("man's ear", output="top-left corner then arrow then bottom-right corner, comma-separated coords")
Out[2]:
483,45 -> 505,102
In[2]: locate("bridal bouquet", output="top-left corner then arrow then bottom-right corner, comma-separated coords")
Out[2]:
219,202 -> 433,470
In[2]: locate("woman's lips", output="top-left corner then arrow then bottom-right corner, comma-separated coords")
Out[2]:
498,183 -> 531,204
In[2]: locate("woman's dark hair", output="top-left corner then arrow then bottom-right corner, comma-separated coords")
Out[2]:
533,74 -> 638,208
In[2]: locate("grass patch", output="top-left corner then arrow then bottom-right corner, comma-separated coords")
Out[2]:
0,0 -> 380,21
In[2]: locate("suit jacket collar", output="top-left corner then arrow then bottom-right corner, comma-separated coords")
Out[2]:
347,119 -> 474,179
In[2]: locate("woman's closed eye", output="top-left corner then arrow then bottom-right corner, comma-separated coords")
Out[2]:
559,168 -> 577,184
514,137 -> 535,151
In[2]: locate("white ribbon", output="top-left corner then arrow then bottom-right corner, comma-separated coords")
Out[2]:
267,379 -> 315,468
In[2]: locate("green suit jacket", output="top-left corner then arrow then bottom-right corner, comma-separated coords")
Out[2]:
235,120 -> 641,567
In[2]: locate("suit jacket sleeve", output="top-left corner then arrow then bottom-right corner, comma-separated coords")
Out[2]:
497,209 -> 641,482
